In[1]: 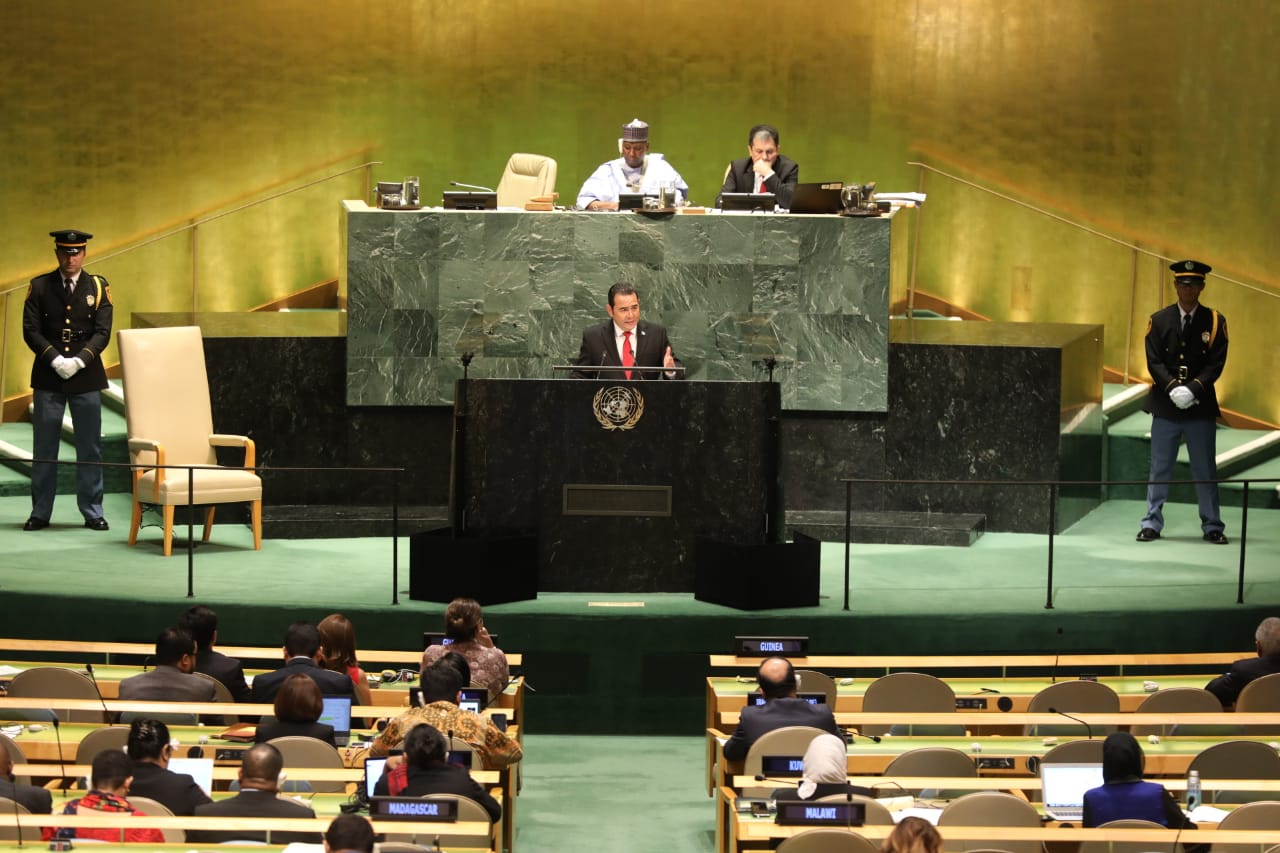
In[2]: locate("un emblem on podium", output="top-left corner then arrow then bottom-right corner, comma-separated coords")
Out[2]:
592,385 -> 645,431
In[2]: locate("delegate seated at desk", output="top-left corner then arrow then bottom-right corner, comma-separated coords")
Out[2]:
189,742 -> 319,844
1083,733 -> 1199,843
573,282 -> 681,380
577,118 -> 689,211
1205,615 -> 1280,707
373,722 -> 502,822
717,123 -> 799,209
722,657 -> 841,761
771,734 -> 872,801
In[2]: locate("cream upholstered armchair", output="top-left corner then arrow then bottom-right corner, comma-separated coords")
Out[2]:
118,325 -> 262,556
495,153 -> 557,207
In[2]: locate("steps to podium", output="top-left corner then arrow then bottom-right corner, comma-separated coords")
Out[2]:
785,510 -> 986,547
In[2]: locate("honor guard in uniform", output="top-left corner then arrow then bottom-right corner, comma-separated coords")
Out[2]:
1137,259 -> 1228,544
21,229 -> 114,531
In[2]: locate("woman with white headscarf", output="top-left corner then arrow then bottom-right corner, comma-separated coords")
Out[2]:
773,734 -> 874,801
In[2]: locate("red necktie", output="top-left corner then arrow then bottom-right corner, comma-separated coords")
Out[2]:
622,331 -> 634,380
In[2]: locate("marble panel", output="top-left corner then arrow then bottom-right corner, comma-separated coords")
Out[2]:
343,203 -> 892,411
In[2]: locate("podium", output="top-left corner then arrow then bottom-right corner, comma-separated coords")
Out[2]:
411,378 -> 792,595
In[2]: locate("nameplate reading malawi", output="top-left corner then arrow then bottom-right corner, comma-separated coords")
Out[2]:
775,801 -> 865,826
369,796 -> 459,821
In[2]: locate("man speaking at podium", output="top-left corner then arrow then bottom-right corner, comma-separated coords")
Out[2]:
573,282 -> 682,380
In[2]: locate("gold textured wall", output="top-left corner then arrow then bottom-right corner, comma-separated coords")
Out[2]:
1,0 -> 1276,422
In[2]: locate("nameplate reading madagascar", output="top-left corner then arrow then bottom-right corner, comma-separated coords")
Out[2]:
369,796 -> 459,821
774,800 -> 865,826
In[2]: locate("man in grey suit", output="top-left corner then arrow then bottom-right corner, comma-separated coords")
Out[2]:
117,628 -> 218,703
722,657 -> 842,761
0,744 -> 52,813
188,743 -> 318,844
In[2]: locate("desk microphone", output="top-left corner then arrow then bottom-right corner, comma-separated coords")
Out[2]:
843,729 -> 882,744
449,181 -> 496,193
50,716 -> 69,793
84,663 -> 113,723
1047,707 -> 1093,739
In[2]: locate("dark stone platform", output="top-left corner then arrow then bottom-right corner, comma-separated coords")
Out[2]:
262,504 -> 447,539
786,510 -> 987,547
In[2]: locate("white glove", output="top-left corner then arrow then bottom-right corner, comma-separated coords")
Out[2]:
1169,385 -> 1196,409
52,356 -> 72,379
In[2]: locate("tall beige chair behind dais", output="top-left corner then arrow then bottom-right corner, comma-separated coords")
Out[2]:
495,153 -> 557,208
118,326 -> 262,556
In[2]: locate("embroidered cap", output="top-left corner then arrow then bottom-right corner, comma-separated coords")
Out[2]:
51,229 -> 94,255
621,119 -> 649,142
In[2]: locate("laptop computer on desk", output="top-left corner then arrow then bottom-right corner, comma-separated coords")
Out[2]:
788,182 -> 844,214
1040,762 -> 1104,821
319,695 -> 353,747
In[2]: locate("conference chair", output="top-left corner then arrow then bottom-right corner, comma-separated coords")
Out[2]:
743,726 -> 830,799
937,791 -> 1044,853
1186,740 -> 1280,805
126,796 -> 184,842
117,325 -> 263,557
5,666 -> 108,724
1039,738 -> 1104,766
385,795 -> 493,848
1235,673 -> 1280,734
776,828 -> 878,853
1213,800 -> 1280,853
494,153 -> 557,208
74,726 -> 130,766
192,672 -> 235,726
1,735 -> 31,785
884,747 -> 977,799
1076,818 -> 1181,853
267,736 -> 346,793
861,672 -> 961,736
814,793 -> 895,826
448,736 -> 480,771
1023,680 -> 1119,736
1131,687 -> 1235,737
0,798 -> 32,842
794,670 -> 838,706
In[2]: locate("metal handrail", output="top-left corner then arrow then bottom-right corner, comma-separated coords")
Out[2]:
1,158 -> 381,423
906,160 -> 1278,300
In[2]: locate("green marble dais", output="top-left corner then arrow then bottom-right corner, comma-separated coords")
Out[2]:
342,203 -> 892,411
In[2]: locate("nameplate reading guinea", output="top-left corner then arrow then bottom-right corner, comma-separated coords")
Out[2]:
368,797 -> 459,821
774,801 -> 865,826
735,635 -> 809,656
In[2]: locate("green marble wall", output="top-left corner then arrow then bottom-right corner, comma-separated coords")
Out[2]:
344,205 -> 892,411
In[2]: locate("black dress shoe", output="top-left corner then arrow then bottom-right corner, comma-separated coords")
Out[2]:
1203,530 -> 1229,545
22,517 -> 49,531
84,517 -> 110,531
1136,527 -> 1160,542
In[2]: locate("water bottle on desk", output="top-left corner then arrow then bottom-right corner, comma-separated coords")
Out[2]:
1185,769 -> 1201,811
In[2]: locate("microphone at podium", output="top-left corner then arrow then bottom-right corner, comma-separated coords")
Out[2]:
449,181 -> 496,193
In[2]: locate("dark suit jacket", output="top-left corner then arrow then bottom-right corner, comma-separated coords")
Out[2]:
188,789 -> 317,844
250,657 -> 356,703
22,270 -> 113,395
718,154 -> 800,209
255,720 -> 336,746
0,776 -> 53,814
1205,654 -> 1280,707
572,319 -> 682,380
195,649 -> 250,701
373,764 -> 502,822
1143,302 -> 1228,421
118,665 -> 218,703
722,697 -> 842,761
127,761 -> 212,816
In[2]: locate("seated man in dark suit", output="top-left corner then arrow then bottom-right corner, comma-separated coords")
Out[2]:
117,627 -> 218,703
188,742 -> 318,844
572,282 -> 682,380
1206,616 -> 1280,707
0,743 -> 52,813
251,622 -> 357,703
180,604 -> 250,701
125,718 -> 212,815
717,124 -> 800,209
722,656 -> 842,761
373,722 -> 501,822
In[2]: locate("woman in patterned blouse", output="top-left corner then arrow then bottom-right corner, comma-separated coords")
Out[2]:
421,598 -> 509,704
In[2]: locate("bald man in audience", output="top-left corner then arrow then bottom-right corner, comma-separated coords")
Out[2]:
722,657 -> 842,761
0,742 -> 52,813
1206,616 -> 1280,707
189,743 -> 318,844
